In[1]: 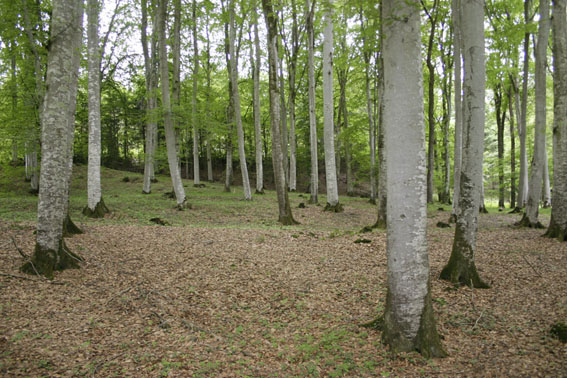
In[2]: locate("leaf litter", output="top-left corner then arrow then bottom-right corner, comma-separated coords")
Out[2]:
0,205 -> 566,377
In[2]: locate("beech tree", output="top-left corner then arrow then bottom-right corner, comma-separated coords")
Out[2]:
440,0 -> 489,288
157,0 -> 186,208
251,1 -> 264,194
322,0 -> 342,212
229,0 -> 252,200
21,0 -> 84,278
545,0 -> 567,241
84,0 -> 110,218
141,0 -> 159,195
518,0 -> 550,228
379,0 -> 445,357
306,0 -> 318,204
262,0 -> 297,225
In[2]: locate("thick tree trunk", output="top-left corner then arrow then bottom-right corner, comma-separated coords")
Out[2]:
229,0 -> 252,200
440,0 -> 489,289
542,149 -> 551,207
84,0 -> 109,218
322,0 -> 341,212
158,0 -> 186,208
306,0 -> 318,204
518,0 -> 550,228
379,0 -> 445,357
545,0 -> 567,241
22,0 -> 84,278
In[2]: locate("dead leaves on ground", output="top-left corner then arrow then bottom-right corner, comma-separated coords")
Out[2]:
0,208 -> 566,377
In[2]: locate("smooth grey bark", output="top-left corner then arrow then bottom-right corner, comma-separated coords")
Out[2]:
545,0 -> 567,240
141,0 -> 158,194
519,0 -> 550,228
262,0 -> 297,225
508,87 -> 517,208
440,0 -> 489,288
375,7 -> 387,228
192,0 -> 201,186
158,0 -> 186,208
451,0 -> 463,222
440,32 -> 452,205
380,0 -> 445,357
306,0 -> 318,204
84,0 -> 109,218
229,0 -> 252,200
251,2 -> 263,193
222,0 -> 234,192
322,0 -> 341,211
22,0 -> 84,278
518,0 -> 532,209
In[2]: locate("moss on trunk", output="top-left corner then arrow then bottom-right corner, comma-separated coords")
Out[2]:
440,247 -> 490,288
515,213 -> 544,229
324,202 -> 344,213
21,240 -> 82,279
63,213 -> 83,236
544,216 -> 567,241
381,287 -> 446,358
255,189 -> 265,195
82,197 -> 110,218
373,216 -> 387,229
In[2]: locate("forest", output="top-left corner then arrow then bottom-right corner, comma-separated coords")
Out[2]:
0,0 -> 566,376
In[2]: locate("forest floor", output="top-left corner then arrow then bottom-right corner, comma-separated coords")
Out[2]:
0,165 -> 566,377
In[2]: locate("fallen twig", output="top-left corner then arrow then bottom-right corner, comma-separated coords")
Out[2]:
521,254 -> 542,277
472,310 -> 485,330
0,272 -> 35,281
11,236 -> 28,259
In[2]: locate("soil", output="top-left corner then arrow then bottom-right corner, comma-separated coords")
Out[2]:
0,206 -> 566,377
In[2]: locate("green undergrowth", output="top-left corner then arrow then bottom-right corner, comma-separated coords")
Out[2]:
0,164 -> 370,232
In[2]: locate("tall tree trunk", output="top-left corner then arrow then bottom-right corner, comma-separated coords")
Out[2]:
379,0 -> 445,357
425,0 -> 439,204
84,0 -> 109,218
450,0 -> 463,222
158,0 -> 187,208
322,0 -> 341,212
440,0 -> 489,288
223,0 -> 234,193
141,0 -> 158,194
545,0 -> 567,240
261,0 -> 297,225
172,0 -> 182,175
360,10 -> 376,204
306,0 -> 318,204
495,84 -> 506,210
229,0 -> 252,200
252,2 -> 264,194
508,87 -> 517,209
518,0 -> 532,209
22,0 -> 43,193
205,18 -> 214,182
375,8 -> 387,228
22,0 -> 84,278
192,0 -> 201,186
518,0 -> 550,228
439,32 -> 452,205
287,0 -> 299,192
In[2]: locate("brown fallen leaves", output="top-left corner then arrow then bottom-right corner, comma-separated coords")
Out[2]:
0,206 -> 565,377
